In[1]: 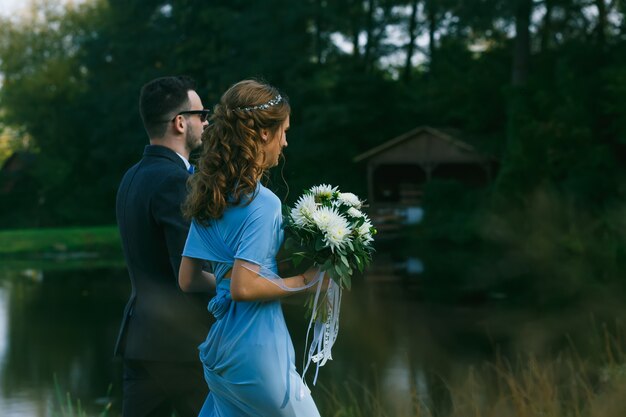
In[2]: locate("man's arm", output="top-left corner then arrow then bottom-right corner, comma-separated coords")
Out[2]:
151,171 -> 192,280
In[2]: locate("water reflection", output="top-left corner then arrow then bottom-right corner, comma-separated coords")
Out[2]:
0,267 -> 128,417
0,260 -> 623,417
0,284 -> 8,367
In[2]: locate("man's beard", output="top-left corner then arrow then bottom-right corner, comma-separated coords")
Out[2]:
185,129 -> 201,152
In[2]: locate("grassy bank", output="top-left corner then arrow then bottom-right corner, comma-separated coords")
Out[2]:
319,330 -> 626,417
0,226 -> 121,257
56,337 -> 626,417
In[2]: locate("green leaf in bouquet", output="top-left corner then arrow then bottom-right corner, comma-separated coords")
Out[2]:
315,236 -> 325,251
340,254 -> 349,267
336,263 -> 351,281
292,252 -> 308,267
342,274 -> 352,290
334,263 -> 343,276
328,267 -> 341,285
347,240 -> 354,251
304,294 -> 319,320
321,258 -> 333,271
354,255 -> 362,271
284,236 -> 297,250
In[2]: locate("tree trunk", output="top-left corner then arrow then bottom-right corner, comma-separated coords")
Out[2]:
402,0 -> 419,82
427,0 -> 436,72
499,0 -> 534,192
314,0 -> 324,63
363,0 -> 375,66
540,0 -> 554,52
512,0 -> 532,87
350,0 -> 361,59
595,0 -> 607,46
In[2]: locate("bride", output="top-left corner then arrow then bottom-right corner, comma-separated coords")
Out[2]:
178,79 -> 326,416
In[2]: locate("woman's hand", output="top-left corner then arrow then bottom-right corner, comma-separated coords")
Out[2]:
302,267 -> 331,291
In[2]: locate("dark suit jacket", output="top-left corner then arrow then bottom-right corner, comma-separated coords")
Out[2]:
115,145 -> 212,361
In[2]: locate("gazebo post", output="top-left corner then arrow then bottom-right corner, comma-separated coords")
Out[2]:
367,162 -> 375,206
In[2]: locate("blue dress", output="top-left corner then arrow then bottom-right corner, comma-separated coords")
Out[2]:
183,183 -> 321,417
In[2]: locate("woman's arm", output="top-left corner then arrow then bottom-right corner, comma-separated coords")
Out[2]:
179,256 -> 217,292
230,259 -> 324,302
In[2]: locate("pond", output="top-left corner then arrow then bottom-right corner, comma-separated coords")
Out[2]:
0,255 -> 624,416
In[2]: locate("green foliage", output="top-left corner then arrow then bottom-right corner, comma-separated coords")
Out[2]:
0,225 -> 121,257
412,179 -> 626,306
53,374 -> 112,417
2,0 -> 626,306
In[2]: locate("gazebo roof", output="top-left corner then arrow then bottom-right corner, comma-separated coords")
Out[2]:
353,126 -> 483,163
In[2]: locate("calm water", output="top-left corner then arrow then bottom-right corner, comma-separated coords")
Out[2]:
0,257 -> 624,417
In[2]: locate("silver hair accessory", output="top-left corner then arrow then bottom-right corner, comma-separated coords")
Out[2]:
235,95 -> 283,111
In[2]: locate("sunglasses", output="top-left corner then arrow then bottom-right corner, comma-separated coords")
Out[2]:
171,109 -> 211,123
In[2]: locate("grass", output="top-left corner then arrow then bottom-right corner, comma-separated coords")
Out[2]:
53,375 -> 112,417
319,360 -> 626,417
318,325 -> 626,417
0,225 -> 121,257
49,324 -> 626,417
0,256 -> 126,271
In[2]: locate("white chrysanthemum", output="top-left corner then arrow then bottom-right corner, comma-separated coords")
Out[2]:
360,232 -> 374,245
290,194 -> 317,227
356,220 -> 374,244
324,215 -> 352,252
356,219 -> 372,235
347,207 -> 364,219
309,184 -> 337,199
337,192 -> 362,209
312,206 -> 342,232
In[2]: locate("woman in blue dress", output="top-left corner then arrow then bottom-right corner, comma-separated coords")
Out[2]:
178,79 -> 324,417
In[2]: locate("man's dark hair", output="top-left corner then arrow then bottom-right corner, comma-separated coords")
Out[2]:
139,75 -> 197,138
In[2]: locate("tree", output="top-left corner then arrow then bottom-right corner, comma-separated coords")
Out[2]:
0,1 -> 98,225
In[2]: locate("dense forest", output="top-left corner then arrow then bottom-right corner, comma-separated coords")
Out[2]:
2,0 -> 626,303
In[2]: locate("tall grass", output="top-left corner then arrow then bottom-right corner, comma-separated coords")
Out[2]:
53,375 -> 112,417
319,324 -> 626,417
51,333 -> 626,417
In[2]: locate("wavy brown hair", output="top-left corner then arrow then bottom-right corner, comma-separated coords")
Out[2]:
183,79 -> 290,224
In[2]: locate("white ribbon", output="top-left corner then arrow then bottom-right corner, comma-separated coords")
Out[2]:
302,275 -> 341,386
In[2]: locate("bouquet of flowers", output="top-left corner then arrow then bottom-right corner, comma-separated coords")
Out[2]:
283,184 -> 376,296
284,184 -> 376,378
282,184 -> 376,382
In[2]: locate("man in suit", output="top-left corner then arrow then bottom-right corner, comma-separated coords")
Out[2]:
115,76 -> 214,417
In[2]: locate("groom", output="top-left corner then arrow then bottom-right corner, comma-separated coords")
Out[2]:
115,75 -> 213,417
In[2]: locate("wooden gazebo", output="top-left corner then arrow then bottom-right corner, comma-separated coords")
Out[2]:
353,126 -> 496,232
